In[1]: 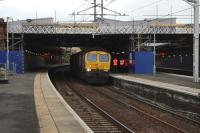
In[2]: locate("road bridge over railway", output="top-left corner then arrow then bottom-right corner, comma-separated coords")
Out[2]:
2,18 -> 198,73
6,18 -> 196,50
8,20 -> 194,35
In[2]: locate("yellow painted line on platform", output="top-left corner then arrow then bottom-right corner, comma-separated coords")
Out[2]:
34,73 -> 59,133
34,72 -> 92,133
45,73 -> 93,133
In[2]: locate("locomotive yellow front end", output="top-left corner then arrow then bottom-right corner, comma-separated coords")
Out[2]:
84,51 -> 111,84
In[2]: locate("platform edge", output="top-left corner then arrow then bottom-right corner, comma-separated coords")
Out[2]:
46,72 -> 94,133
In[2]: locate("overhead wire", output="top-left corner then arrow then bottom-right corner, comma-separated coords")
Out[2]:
71,0 -> 196,26
73,0 -> 91,13
83,0 -> 166,21
133,6 -> 194,27
104,0 -> 117,7
72,0 -> 99,28
81,0 -> 92,21
70,0 -> 91,21
83,0 -> 118,21
125,0 -> 167,14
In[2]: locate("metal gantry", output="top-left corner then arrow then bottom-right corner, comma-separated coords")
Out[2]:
193,0 -> 199,83
183,0 -> 199,82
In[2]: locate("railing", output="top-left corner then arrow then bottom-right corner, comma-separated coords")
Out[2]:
8,62 -> 17,75
8,23 -> 195,34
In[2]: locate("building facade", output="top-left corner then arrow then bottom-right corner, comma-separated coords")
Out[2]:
0,18 -> 6,50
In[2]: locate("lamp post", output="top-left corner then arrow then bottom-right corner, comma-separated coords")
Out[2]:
154,5 -> 158,75
6,17 -> 9,72
6,17 -> 13,72
153,31 -> 156,75
183,0 -> 199,82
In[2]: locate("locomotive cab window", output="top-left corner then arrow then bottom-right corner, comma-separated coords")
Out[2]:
99,54 -> 109,62
87,53 -> 97,61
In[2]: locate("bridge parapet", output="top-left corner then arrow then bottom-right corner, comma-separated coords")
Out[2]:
8,23 -> 194,34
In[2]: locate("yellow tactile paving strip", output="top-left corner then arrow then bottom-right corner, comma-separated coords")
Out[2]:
34,72 -> 92,133
34,74 -> 59,133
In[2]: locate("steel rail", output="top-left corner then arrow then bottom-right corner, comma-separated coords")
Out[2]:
107,85 -> 200,126
63,78 -> 134,133
51,73 -> 124,133
92,86 -> 189,133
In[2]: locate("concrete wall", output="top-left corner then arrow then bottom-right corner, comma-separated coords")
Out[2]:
111,77 -> 200,116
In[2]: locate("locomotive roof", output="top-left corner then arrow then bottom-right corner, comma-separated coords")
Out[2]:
72,47 -> 108,56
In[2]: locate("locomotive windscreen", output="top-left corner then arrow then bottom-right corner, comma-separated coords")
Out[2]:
100,54 -> 109,62
87,53 -> 97,61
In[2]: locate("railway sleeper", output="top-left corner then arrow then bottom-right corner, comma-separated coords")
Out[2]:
88,126 -> 118,129
92,129 -> 122,132
83,121 -> 111,124
80,116 -> 106,119
84,121 -> 112,124
87,123 -> 114,125
92,131 -> 122,133
78,114 -> 103,116
91,129 -> 122,132
81,120 -> 107,122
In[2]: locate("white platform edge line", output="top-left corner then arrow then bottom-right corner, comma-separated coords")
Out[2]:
111,75 -> 199,97
122,76 -> 198,96
161,72 -> 200,80
46,73 -> 94,133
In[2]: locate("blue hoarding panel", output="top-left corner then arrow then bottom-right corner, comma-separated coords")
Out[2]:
135,52 -> 154,74
0,51 -> 24,74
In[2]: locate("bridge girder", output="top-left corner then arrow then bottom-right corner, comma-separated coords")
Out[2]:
8,24 -> 194,34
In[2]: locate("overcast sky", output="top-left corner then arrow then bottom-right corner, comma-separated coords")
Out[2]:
0,0 -> 195,23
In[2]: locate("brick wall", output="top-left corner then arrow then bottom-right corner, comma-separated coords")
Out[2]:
0,22 -> 6,49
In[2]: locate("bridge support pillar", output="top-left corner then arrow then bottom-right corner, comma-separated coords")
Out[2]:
193,0 -> 199,82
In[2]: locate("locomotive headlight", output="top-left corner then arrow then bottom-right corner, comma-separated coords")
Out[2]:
86,68 -> 91,72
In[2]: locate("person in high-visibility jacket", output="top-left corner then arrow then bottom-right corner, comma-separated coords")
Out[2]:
113,58 -> 118,73
120,59 -> 125,66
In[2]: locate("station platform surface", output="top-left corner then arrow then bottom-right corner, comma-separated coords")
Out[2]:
110,72 -> 200,97
0,73 -> 40,133
0,71 -> 92,133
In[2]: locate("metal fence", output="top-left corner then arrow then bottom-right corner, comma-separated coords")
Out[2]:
0,63 -> 7,80
8,62 -> 16,75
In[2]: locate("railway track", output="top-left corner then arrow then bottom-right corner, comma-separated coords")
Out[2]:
50,68 -> 200,133
105,85 -> 200,125
50,71 -> 133,133
92,86 -> 200,133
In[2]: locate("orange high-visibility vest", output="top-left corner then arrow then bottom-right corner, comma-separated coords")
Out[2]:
120,59 -> 125,66
113,58 -> 118,66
